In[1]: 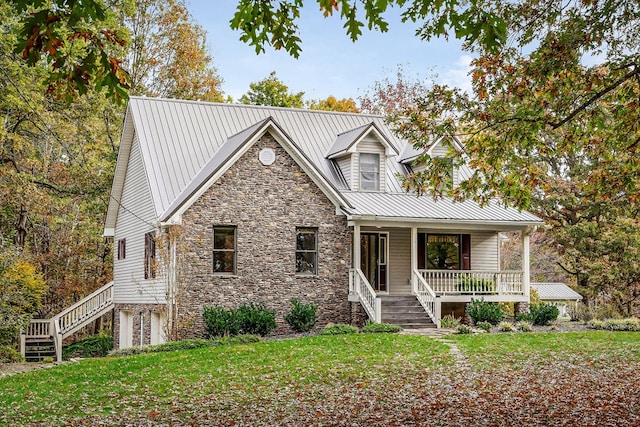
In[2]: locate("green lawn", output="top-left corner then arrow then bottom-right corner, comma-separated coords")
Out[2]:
1,332 -> 639,426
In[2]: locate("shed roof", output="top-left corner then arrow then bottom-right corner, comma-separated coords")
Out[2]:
531,283 -> 583,301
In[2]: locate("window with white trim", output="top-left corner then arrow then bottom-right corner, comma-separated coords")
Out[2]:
359,153 -> 380,191
144,232 -> 156,279
117,239 -> 126,260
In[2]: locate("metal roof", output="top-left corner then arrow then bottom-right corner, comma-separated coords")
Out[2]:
531,283 -> 583,301
105,97 -> 544,231
342,191 -> 542,226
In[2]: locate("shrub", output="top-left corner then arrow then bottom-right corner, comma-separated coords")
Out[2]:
476,321 -> 492,332
440,314 -> 461,329
284,299 -> 318,332
530,303 -> 559,325
458,277 -> 495,293
63,334 -> 114,360
516,320 -> 533,332
361,321 -> 403,333
515,312 -> 534,323
235,303 -> 277,336
0,345 -> 24,363
320,323 -> 358,335
498,321 -> 515,332
588,318 -> 640,331
466,298 -> 504,325
456,325 -> 473,334
203,306 -> 239,338
595,304 -> 623,320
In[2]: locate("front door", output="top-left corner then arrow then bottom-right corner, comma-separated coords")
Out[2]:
360,232 -> 388,292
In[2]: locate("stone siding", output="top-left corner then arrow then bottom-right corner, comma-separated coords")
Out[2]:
175,133 -> 352,339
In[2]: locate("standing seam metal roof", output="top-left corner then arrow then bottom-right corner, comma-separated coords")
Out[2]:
115,97 -> 543,227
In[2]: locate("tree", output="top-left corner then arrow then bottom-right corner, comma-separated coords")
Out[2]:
308,96 -> 359,113
358,65 -> 431,115
122,0 -> 224,101
0,249 -> 47,345
231,0 -> 507,58
7,0 -> 129,101
240,71 -> 304,108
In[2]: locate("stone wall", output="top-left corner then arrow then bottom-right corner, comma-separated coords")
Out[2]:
175,132 -> 353,339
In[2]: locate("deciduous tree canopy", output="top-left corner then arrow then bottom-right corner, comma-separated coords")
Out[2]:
240,71 -> 305,108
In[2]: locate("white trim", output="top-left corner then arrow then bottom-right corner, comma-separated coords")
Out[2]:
348,217 -> 541,231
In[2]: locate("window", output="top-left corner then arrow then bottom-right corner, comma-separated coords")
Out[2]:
117,239 -> 126,260
426,234 -> 461,270
296,227 -> 317,275
144,232 -> 156,279
213,226 -> 236,274
359,153 -> 380,191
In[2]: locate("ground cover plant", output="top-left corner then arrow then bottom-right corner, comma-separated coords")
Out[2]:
1,332 -> 639,425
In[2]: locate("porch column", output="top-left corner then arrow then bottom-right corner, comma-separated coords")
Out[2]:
353,223 -> 361,272
411,226 -> 418,294
522,229 -> 531,300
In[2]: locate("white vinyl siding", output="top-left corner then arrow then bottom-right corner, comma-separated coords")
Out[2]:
336,156 -> 351,188
388,228 -> 412,295
113,134 -> 167,304
470,231 -> 499,270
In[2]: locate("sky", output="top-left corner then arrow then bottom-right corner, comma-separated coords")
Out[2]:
187,2 -> 473,103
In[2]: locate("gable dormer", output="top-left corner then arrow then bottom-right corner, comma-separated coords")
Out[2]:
399,136 -> 464,186
326,123 -> 398,192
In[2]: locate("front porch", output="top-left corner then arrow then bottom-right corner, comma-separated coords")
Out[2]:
348,223 -> 532,328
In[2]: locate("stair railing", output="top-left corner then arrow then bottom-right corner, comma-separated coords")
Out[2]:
413,269 -> 440,328
352,268 -> 381,323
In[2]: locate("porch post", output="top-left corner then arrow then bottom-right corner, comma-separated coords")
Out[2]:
411,226 -> 418,294
353,223 -> 361,273
522,229 -> 531,300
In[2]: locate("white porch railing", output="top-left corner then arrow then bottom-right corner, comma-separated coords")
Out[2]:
21,281 -> 114,361
349,268 -> 381,323
412,270 -> 440,327
418,270 -> 524,296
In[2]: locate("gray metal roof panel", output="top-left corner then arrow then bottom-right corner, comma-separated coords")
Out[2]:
531,283 -> 583,300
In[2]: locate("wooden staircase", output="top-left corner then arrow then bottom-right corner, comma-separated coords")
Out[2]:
21,281 -> 114,362
381,295 -> 437,329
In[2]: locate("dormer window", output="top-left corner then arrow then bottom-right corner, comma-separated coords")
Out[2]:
359,153 -> 380,191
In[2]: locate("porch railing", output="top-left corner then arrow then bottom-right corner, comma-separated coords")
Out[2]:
349,268 -> 381,323
418,270 -> 524,296
21,281 -> 114,361
412,269 -> 440,327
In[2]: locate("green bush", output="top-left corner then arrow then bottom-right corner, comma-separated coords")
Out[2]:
588,318 -> 640,331
530,303 -> 560,325
284,299 -> 318,332
203,303 -> 276,337
320,323 -> 358,335
456,325 -> 473,334
63,334 -> 113,360
515,312 -> 534,323
203,306 -> 239,338
235,303 -> 277,336
0,345 -> 25,363
476,321 -> 492,332
458,277 -> 495,293
466,298 -> 504,325
498,321 -> 515,332
361,321 -> 403,333
440,314 -> 461,329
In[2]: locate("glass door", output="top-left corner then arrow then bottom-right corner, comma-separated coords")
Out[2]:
360,232 -> 388,292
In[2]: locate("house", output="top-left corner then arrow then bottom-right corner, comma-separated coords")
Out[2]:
104,97 -> 543,348
531,282 -> 583,318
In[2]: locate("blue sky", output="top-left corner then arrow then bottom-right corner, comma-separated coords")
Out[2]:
187,2 -> 472,103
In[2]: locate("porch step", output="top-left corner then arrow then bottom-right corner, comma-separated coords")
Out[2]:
24,338 -> 56,362
381,296 -> 436,329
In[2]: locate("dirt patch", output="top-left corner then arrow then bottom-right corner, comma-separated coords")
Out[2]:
0,362 -> 61,378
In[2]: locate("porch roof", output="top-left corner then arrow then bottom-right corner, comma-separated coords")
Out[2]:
341,191 -> 543,227
531,283 -> 583,301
